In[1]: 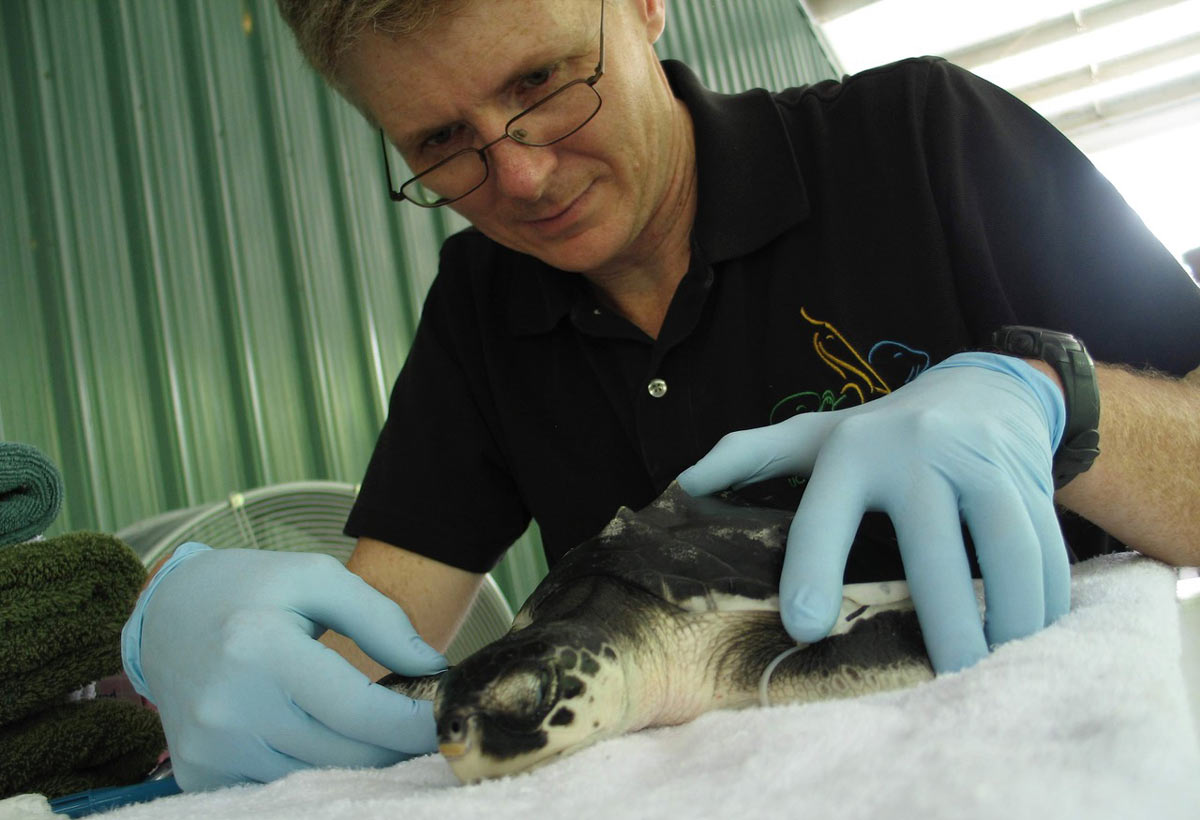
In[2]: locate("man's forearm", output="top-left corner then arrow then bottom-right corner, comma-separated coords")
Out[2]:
318,537 -> 485,678
1054,362 -> 1200,565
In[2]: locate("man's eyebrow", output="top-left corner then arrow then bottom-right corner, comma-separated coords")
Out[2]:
489,46 -> 566,98
486,21 -> 598,99
392,34 -> 590,150
389,126 -> 429,155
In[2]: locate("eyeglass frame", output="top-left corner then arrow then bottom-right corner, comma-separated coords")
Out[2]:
380,0 -> 606,208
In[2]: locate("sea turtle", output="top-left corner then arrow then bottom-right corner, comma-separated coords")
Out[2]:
381,482 -> 933,783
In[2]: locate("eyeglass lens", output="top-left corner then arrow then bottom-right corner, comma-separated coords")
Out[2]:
399,81 -> 601,207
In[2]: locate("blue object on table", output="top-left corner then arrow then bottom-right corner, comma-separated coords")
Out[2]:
49,775 -> 181,817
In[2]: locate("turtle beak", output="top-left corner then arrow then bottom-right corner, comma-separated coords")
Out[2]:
438,712 -> 475,759
439,741 -> 469,759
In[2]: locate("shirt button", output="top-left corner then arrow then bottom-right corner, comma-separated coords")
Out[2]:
647,378 -> 668,398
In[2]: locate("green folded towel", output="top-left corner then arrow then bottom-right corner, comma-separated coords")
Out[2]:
0,442 -> 65,547
0,698 -> 165,799
0,532 -> 146,725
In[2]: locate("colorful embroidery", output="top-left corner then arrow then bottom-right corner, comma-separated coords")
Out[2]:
768,308 -> 929,425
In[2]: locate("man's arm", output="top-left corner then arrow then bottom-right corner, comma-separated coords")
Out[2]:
321,537 -> 484,679
1053,362 -> 1200,566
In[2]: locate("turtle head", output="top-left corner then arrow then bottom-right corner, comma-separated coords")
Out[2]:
434,627 -> 626,782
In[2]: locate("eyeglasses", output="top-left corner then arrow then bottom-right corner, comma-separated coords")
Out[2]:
381,0 -> 605,208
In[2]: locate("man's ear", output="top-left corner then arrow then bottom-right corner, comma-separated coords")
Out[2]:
637,0 -> 668,44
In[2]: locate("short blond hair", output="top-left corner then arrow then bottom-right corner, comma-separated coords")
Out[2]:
274,0 -> 460,88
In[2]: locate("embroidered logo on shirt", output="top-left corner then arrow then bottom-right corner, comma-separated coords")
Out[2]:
766,309 -> 929,490
769,307 -> 930,424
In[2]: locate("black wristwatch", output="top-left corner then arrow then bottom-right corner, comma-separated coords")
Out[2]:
991,326 -> 1101,489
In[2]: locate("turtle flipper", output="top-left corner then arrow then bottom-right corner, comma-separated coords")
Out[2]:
683,606 -> 932,714
758,608 -> 933,706
378,670 -> 446,702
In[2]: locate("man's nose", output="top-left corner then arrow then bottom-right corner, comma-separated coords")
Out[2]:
486,137 -> 557,202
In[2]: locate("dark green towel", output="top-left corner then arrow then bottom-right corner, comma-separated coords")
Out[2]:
0,442 -> 64,547
0,698 -> 165,799
0,532 -> 146,725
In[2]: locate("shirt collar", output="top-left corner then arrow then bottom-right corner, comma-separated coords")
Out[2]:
508,59 -> 811,336
668,60 -> 811,264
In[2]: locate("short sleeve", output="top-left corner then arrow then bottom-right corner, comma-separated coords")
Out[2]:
919,59 -> 1200,374
345,243 -> 532,573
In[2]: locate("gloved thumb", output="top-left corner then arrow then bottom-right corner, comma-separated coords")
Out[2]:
678,415 -> 834,497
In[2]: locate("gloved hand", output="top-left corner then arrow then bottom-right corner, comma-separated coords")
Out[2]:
678,352 -> 1071,673
121,543 -> 447,791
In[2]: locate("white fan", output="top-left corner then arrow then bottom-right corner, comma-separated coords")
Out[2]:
115,480 -> 514,664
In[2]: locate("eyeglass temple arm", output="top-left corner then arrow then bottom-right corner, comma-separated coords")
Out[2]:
594,0 -> 605,76
379,129 -> 406,202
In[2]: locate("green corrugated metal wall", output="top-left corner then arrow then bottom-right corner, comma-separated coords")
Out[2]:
0,0 -> 837,607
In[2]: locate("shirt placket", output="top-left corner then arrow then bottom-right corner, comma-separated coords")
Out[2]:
634,252 -> 716,491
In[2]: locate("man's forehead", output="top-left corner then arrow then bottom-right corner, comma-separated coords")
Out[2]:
375,0 -> 598,142
399,0 -> 592,68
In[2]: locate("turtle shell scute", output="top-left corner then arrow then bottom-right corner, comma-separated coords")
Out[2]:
523,483 -> 794,616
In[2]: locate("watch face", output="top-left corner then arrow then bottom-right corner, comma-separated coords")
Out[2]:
996,327 -> 1041,357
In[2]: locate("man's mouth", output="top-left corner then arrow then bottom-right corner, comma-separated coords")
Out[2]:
528,200 -> 575,223
523,182 -> 595,232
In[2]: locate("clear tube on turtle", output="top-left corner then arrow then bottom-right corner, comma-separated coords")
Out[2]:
758,644 -> 806,707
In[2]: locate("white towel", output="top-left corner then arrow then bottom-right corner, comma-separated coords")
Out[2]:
0,794 -> 55,820
101,553 -> 1200,820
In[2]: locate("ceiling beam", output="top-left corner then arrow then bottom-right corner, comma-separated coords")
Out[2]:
1067,93 -> 1200,153
1012,30 -> 1200,104
802,0 -> 885,23
1050,69 -> 1200,136
942,0 -> 1191,69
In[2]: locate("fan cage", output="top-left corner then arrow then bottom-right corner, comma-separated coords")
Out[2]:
115,481 -> 513,664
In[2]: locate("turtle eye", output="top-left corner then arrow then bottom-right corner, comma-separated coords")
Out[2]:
522,665 -> 557,713
488,664 -> 558,728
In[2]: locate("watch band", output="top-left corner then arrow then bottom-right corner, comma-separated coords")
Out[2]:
991,326 -> 1101,489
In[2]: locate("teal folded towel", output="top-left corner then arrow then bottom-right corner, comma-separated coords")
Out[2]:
0,442 -> 64,547
0,532 -> 146,726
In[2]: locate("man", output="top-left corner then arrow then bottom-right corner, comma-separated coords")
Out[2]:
122,0 -> 1200,792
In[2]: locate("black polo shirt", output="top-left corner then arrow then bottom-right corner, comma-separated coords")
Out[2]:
346,58 -> 1200,576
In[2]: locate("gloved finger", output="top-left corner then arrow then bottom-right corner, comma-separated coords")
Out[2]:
235,746 -> 314,786
1029,496 -> 1071,626
959,478 -> 1046,648
294,558 -> 448,676
889,478 -> 987,674
170,759 -> 245,793
678,414 -> 836,496
777,452 -> 868,643
268,692 -> 433,770
276,634 -> 439,756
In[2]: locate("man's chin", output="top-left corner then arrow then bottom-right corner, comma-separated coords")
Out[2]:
486,223 -> 618,274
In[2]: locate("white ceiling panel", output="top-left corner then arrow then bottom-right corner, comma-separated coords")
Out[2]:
808,0 -> 1200,264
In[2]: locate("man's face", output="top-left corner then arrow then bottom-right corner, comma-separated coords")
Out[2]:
339,0 -> 680,275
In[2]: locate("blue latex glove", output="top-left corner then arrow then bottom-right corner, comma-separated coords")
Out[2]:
678,352 -> 1070,673
122,543 -> 447,791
